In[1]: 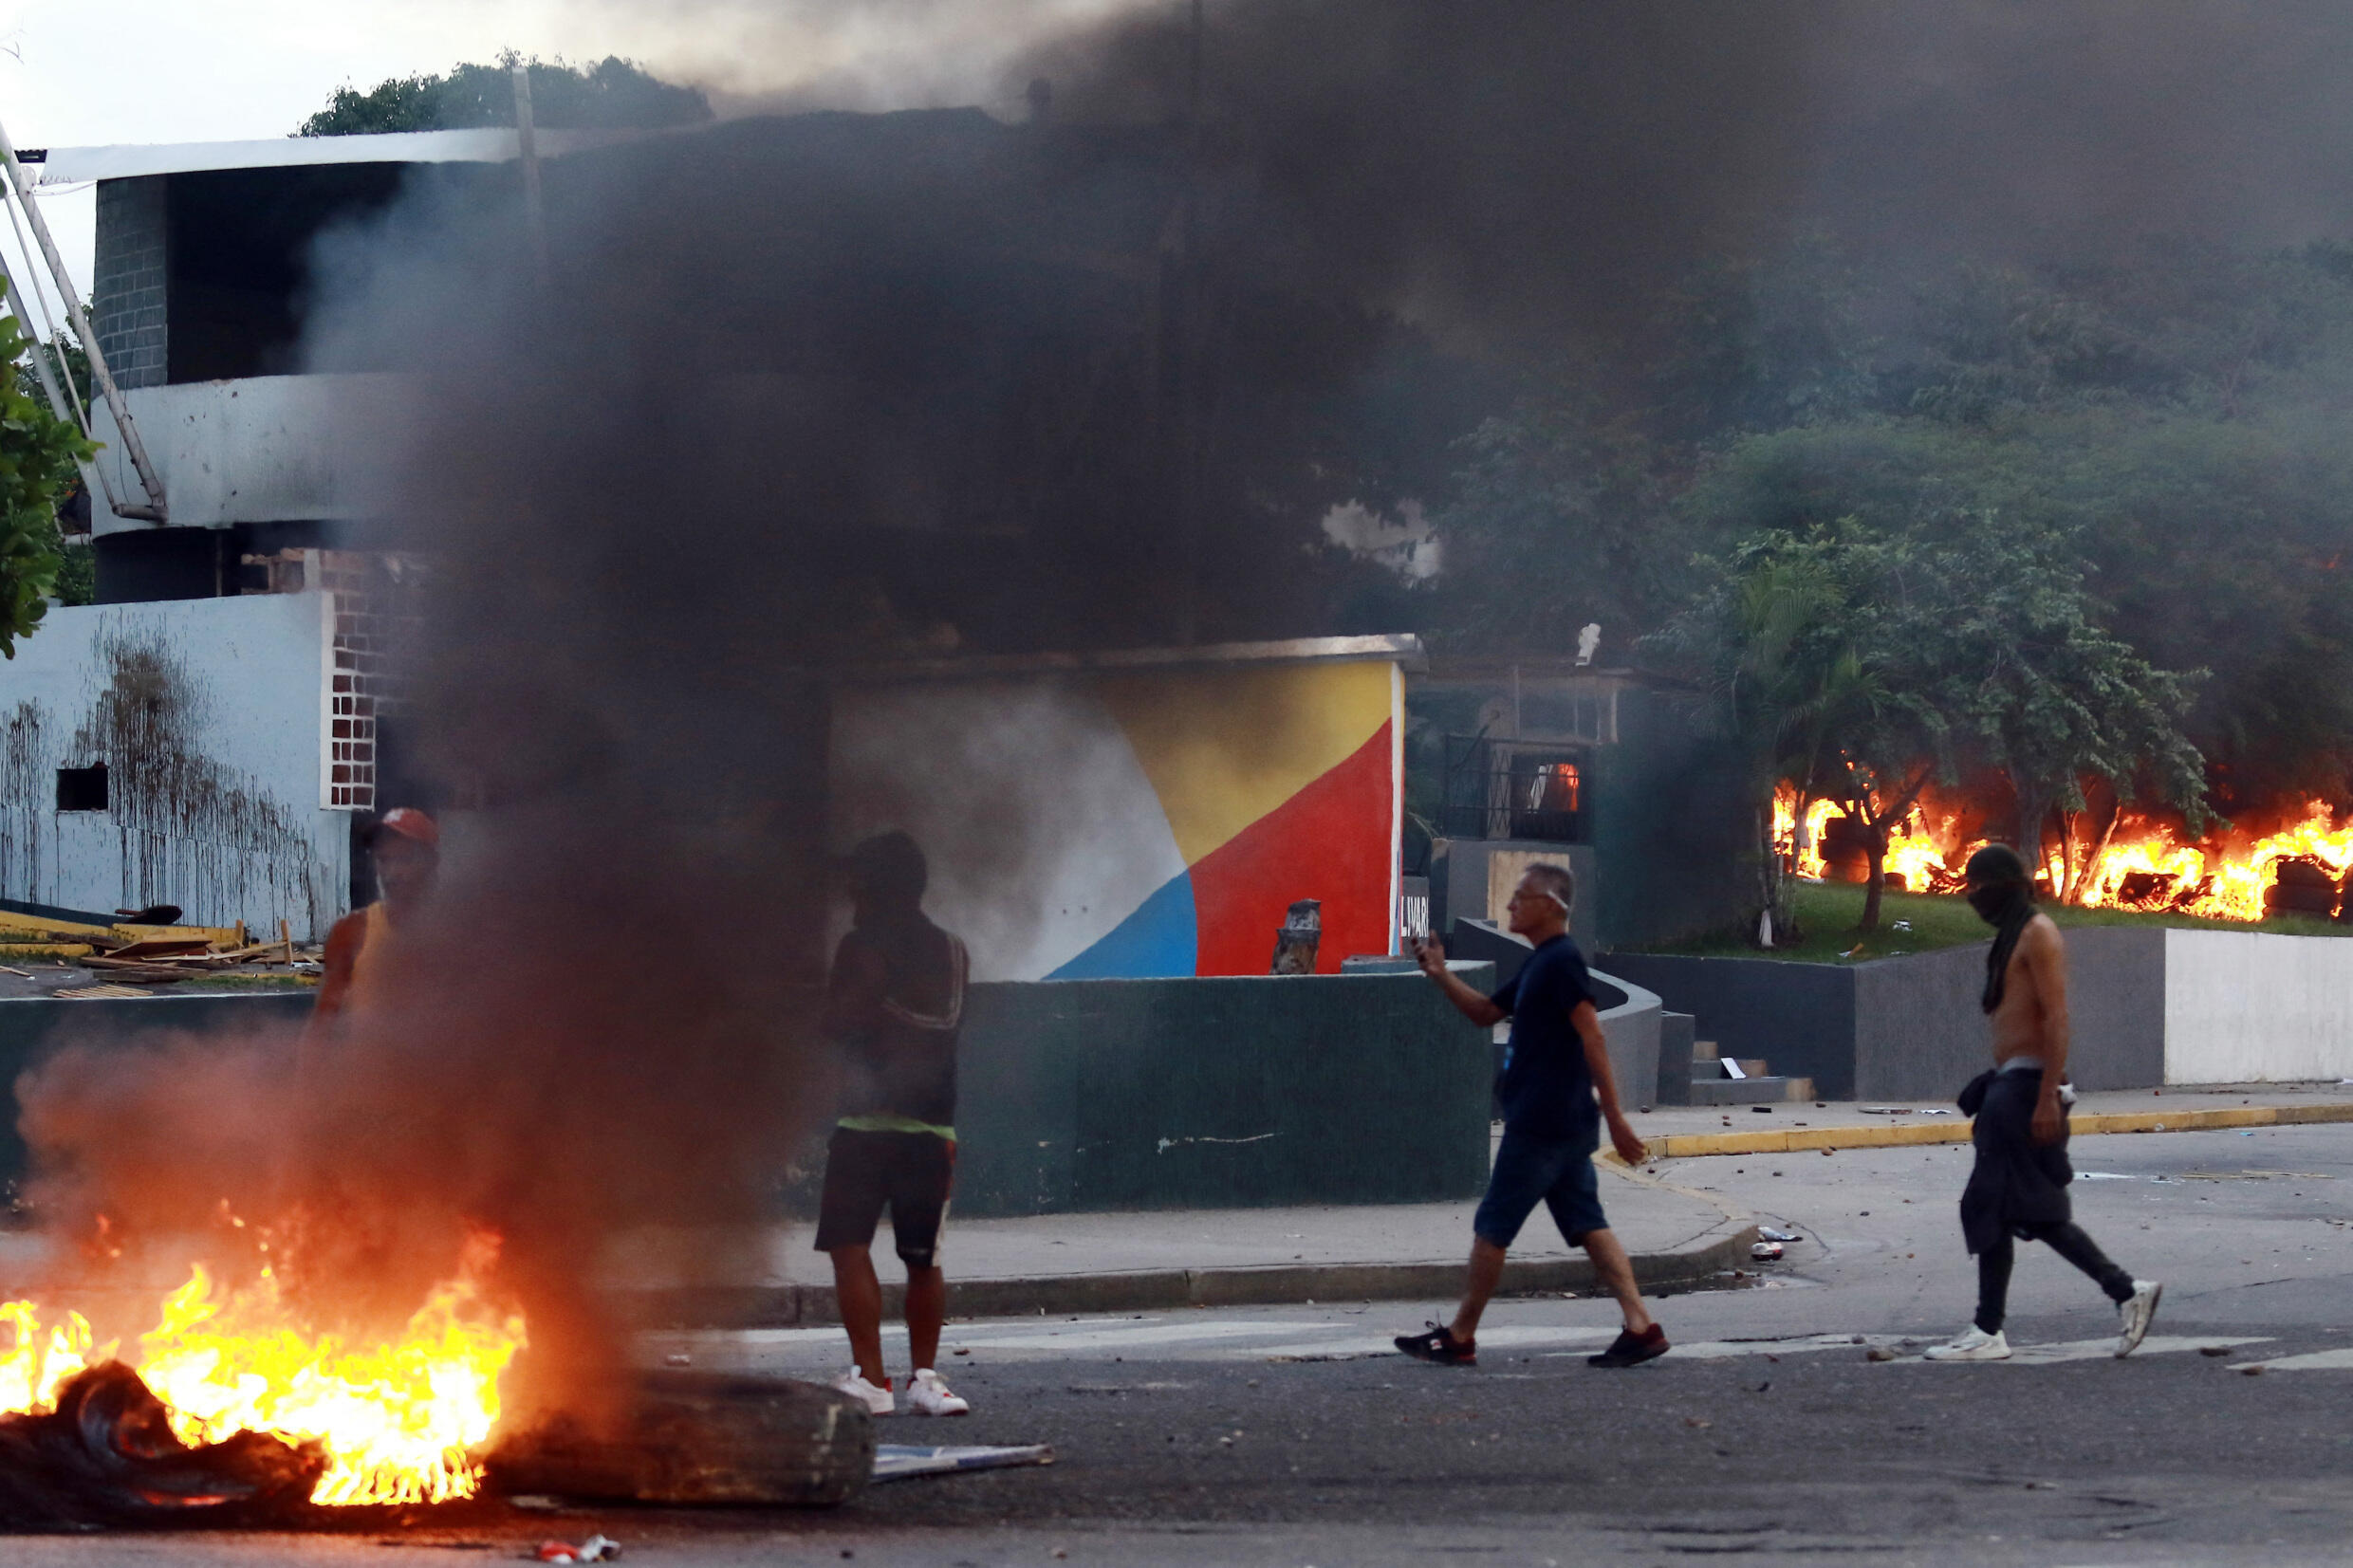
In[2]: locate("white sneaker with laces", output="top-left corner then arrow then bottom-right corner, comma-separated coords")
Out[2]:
1923,1326 -> 2012,1361
2116,1279 -> 2162,1358
833,1369 -> 895,1416
908,1367 -> 970,1416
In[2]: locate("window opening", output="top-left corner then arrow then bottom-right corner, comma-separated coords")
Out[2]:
56,764 -> 108,812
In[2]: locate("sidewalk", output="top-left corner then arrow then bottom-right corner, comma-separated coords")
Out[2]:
1626,1082 -> 2353,1160
608,1162 -> 1756,1330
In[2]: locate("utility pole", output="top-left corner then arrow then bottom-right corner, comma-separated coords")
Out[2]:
513,65 -> 551,284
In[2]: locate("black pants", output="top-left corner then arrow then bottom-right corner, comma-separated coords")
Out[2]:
1974,1222 -> 2135,1334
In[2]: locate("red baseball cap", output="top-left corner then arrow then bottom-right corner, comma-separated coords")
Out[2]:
377,807 -> 440,848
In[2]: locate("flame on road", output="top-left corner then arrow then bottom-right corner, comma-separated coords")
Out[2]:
0,1235 -> 525,1505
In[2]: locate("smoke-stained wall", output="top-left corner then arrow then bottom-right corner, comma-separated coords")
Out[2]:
830,644 -> 1404,979
0,597 -> 344,936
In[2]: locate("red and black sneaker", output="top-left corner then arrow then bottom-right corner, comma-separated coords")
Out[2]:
1586,1324 -> 1669,1368
1394,1322 -> 1476,1366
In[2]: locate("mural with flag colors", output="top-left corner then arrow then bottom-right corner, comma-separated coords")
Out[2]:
830,640 -> 1410,981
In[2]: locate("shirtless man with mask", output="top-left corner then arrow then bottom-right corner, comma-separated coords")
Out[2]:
1925,843 -> 2162,1360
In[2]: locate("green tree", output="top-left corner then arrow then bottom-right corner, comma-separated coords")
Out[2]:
12,322 -> 93,607
1887,510 -> 2210,876
1653,512 -> 2209,933
298,54 -> 713,137
0,306 -> 98,652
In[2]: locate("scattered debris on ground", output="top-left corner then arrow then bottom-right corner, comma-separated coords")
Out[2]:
872,1445 -> 1056,1483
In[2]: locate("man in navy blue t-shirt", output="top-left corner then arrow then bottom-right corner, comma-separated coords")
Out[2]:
1394,862 -> 1669,1369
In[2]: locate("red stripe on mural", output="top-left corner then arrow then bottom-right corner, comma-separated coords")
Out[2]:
1188,720 -> 1395,976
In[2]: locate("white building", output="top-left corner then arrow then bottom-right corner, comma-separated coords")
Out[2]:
0,133 -> 565,934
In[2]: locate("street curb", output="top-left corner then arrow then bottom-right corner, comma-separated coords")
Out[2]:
615,1217 -> 1762,1331
1642,1099 -> 2353,1159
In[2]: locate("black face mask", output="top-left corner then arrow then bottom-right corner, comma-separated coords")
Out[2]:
1967,881 -> 2027,925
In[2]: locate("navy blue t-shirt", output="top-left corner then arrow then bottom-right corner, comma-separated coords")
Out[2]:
1490,934 -> 1602,1144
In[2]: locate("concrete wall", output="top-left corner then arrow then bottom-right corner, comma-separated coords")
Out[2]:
1615,926 -> 2175,1100
1601,952 -> 1860,1099
1592,968 -> 1661,1116
2163,930 -> 2353,1083
5,973 -> 1491,1221
1438,919 -> 1658,1113
0,598 -> 345,936
0,993 -> 314,1193
89,375 -> 423,535
1847,929 -> 2165,1100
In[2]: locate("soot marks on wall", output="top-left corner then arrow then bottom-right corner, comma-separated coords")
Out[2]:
69,628 -> 316,930
0,702 -> 47,899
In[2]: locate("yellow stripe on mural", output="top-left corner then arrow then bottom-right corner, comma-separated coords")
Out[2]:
1090,660 -> 1393,867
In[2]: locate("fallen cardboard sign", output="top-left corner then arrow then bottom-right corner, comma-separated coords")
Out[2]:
872,1444 -> 1055,1483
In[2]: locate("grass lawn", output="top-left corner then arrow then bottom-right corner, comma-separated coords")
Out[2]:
1625,878 -> 2352,965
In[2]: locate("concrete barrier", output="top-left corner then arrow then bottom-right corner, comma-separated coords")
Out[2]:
2163,930 -> 2353,1083
1444,919 -> 1661,1110
1609,925 -> 2172,1098
1,975 -> 1496,1221
0,993 -> 314,1193
937,968 -> 1501,1218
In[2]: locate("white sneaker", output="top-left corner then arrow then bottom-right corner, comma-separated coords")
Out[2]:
1923,1326 -> 2012,1361
2116,1280 -> 2162,1358
907,1367 -> 970,1416
833,1369 -> 894,1416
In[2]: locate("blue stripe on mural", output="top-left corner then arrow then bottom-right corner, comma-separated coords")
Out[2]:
1045,870 -> 1198,980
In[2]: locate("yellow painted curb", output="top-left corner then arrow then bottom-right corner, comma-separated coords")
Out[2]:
1644,1101 -> 2353,1160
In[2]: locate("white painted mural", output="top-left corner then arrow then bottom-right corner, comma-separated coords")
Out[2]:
0,595 -> 347,937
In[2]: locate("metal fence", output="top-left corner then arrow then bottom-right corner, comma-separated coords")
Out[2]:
1438,736 -> 1588,843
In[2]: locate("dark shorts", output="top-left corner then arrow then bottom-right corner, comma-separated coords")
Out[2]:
813,1128 -> 956,1267
1473,1128 -> 1607,1248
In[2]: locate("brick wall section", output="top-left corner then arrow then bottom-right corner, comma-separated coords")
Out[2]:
92,177 -> 169,390
318,551 -> 424,811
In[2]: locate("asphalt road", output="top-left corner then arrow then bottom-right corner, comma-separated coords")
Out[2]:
15,1122 -> 2353,1565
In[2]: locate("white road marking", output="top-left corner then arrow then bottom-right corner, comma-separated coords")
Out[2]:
1927,1335 -> 2272,1366
2241,1347 -> 2353,1371
1249,1325 -> 1619,1360
1638,1333 -> 1910,1360
650,1319 -> 2279,1369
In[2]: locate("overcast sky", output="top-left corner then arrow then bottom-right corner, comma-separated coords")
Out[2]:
0,0 -> 1134,325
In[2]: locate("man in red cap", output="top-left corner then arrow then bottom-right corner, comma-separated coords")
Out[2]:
311,807 -> 440,1034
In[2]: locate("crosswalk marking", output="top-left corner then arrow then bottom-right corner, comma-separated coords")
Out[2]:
645,1319 -> 2274,1368
2242,1347 -> 2353,1371
1936,1334 -> 2271,1365
1251,1325 -> 1617,1360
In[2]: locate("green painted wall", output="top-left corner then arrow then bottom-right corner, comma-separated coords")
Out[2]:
0,994 -> 315,1208
1,973 -> 1493,1221
953,968 -> 1496,1217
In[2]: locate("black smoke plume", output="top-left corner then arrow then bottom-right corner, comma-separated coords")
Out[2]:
21,0 -> 2353,1421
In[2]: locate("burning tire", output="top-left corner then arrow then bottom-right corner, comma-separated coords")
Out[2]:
488,1372 -> 874,1507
